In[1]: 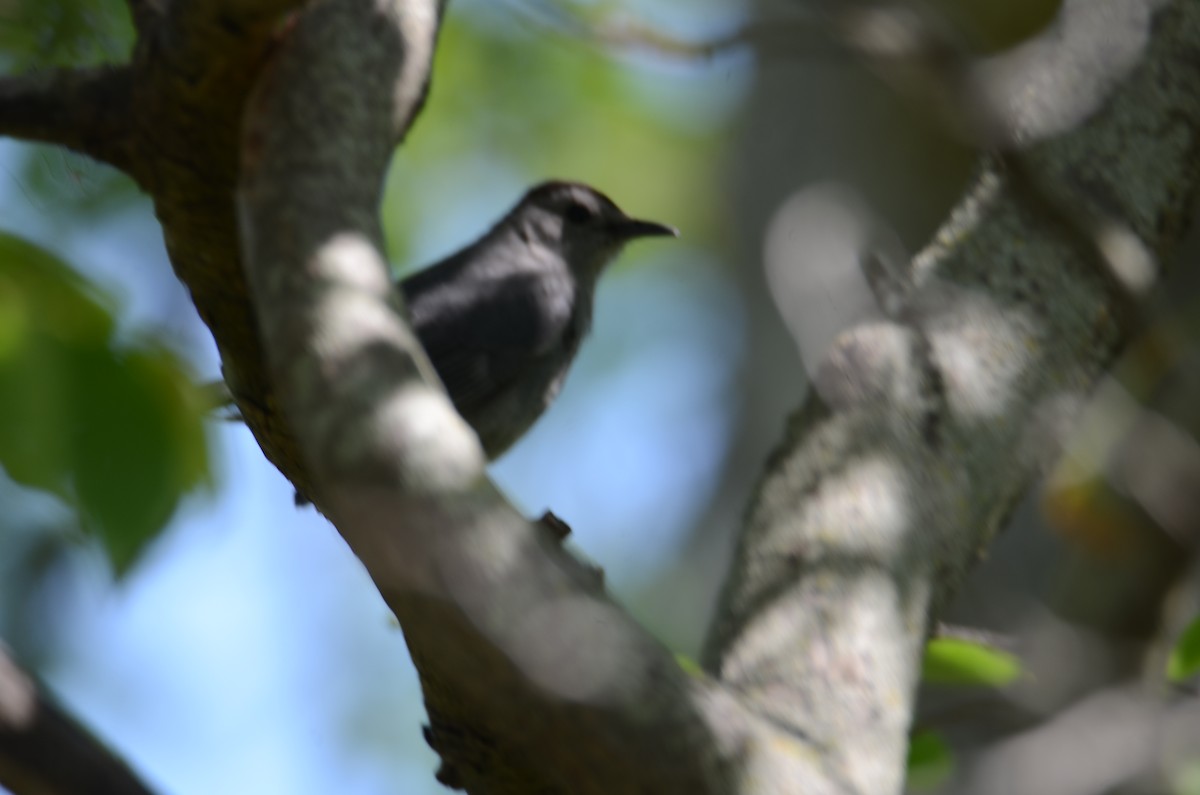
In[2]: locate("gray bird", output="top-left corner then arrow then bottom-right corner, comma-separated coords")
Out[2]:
401,180 -> 677,458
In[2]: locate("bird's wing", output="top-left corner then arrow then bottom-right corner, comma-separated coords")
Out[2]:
403,271 -> 573,415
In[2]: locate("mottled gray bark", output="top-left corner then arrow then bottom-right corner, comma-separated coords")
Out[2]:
704,1 -> 1200,792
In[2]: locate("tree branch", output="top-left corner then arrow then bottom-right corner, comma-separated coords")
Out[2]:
0,646 -> 156,795
234,1 -> 742,791
703,0 -> 1200,791
0,67 -> 136,173
113,0 -> 323,496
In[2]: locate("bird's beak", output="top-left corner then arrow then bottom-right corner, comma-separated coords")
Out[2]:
611,218 -> 679,239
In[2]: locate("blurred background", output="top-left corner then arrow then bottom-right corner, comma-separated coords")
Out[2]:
1,0 -> 1199,793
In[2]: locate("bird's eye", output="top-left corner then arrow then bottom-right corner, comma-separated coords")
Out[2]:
564,202 -> 595,225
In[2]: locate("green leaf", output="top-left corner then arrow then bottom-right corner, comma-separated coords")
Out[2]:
1167,615 -> 1200,683
0,233 -> 115,342
922,637 -> 1021,687
0,321 -> 74,494
0,235 -> 110,493
0,232 -> 209,576
69,346 -> 208,575
906,730 -> 953,791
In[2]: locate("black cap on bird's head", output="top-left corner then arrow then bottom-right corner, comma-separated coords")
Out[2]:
508,181 -> 677,274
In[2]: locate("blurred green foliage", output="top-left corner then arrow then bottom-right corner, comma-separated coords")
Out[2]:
384,5 -> 731,269
1168,614 -> 1200,683
0,233 -> 209,575
921,636 -> 1022,687
674,652 -> 704,676
906,730 -> 953,791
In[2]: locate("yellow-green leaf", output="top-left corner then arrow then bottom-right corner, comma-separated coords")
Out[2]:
922,637 -> 1021,687
0,232 -> 210,576
675,653 -> 704,677
1168,615 -> 1200,683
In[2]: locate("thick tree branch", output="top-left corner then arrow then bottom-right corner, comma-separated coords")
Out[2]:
0,67 -> 136,173
703,0 -> 1200,792
0,646 -> 156,795
118,0 -> 321,496
234,1 -> 739,791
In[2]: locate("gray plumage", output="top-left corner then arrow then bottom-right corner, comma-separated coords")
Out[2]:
400,181 -> 676,458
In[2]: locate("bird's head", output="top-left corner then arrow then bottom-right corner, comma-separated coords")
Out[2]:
507,181 -> 677,277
